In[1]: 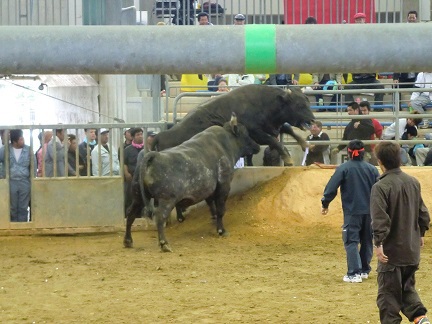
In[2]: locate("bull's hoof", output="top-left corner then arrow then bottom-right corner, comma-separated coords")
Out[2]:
160,241 -> 172,253
217,229 -> 228,237
123,238 -> 133,248
283,156 -> 294,166
177,215 -> 185,223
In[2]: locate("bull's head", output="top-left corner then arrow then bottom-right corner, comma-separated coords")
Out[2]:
281,88 -> 314,130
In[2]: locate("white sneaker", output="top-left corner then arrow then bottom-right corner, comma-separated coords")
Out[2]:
360,273 -> 369,279
343,274 -> 362,283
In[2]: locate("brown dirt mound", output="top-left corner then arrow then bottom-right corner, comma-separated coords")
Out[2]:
178,167 -> 432,239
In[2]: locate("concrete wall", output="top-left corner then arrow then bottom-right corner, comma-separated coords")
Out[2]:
0,167 -> 288,234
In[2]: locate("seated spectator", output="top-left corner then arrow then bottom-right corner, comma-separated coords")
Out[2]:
400,126 -> 424,166
216,78 -> 229,93
207,74 -> 223,91
268,74 -> 299,87
360,101 -> 383,164
302,121 -> 330,166
312,73 -> 343,111
409,72 -> 432,128
0,129 -> 36,222
344,73 -> 385,111
332,102 -> 375,161
224,74 -> 255,87
67,134 -> 85,176
416,145 -> 432,166
382,111 -> 422,140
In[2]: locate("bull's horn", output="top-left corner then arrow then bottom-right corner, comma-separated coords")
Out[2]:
286,89 -> 292,94
230,112 -> 238,135
230,112 -> 238,126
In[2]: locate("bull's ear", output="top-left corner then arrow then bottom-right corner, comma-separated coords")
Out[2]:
230,112 -> 239,135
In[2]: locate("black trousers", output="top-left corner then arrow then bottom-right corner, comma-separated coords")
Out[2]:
377,263 -> 427,323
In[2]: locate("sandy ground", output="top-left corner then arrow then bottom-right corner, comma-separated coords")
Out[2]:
1,167 -> 431,323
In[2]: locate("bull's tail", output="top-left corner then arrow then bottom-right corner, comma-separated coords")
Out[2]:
142,151 -> 159,190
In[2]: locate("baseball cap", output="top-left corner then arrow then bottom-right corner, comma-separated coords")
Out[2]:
234,13 -> 245,21
100,128 -> 109,134
353,12 -> 366,19
147,131 -> 158,137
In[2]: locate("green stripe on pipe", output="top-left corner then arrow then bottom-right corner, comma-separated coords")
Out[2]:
245,24 -> 276,73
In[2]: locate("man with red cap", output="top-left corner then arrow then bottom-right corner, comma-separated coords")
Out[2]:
353,12 -> 366,24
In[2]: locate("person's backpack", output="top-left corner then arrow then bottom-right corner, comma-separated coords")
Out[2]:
202,1 -> 224,14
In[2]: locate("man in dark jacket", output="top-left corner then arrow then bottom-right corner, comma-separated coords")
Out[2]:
332,102 -> 375,161
371,141 -> 430,324
321,140 -> 380,283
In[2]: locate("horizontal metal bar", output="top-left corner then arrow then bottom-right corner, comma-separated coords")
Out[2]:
0,24 -> 432,74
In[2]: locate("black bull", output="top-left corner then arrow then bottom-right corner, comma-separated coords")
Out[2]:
123,120 -> 261,252
152,84 -> 315,165
125,84 -> 315,223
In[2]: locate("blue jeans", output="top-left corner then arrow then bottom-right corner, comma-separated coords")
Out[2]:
342,214 -> 373,276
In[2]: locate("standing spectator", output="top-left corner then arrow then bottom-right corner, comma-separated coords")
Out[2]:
332,102 -> 375,160
0,129 -> 36,222
305,16 -> 317,24
36,131 -> 53,177
91,128 -> 119,176
123,128 -> 132,149
126,131 -> 158,218
371,141 -> 430,324
118,128 -> 133,161
67,134 -> 85,176
263,146 -> 282,166
268,73 -> 299,87
124,128 -> 144,215
78,127 -> 97,175
303,121 -> 330,166
321,140 -> 380,283
344,73 -> 385,110
45,128 -> 70,177
234,13 -> 246,25
409,72 -> 432,128
197,12 -> 212,25
353,12 -> 367,24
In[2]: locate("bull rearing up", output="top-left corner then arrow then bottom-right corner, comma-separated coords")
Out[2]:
123,114 -> 260,252
152,84 -> 315,166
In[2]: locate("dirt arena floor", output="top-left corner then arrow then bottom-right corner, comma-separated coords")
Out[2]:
1,167 -> 431,323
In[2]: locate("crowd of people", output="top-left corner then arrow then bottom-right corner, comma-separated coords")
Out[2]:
0,127 -> 157,223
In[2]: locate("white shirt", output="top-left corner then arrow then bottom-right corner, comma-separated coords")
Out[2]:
224,74 -> 255,87
91,144 -> 120,176
410,72 -> 432,101
382,119 -> 408,140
